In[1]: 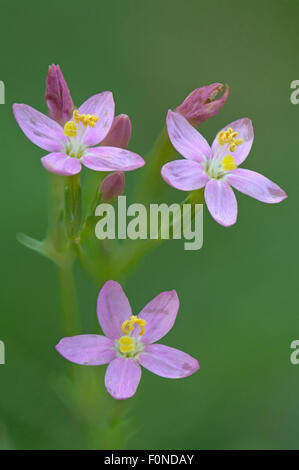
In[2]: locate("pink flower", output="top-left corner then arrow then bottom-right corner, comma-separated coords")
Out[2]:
176,83 -> 229,126
56,281 -> 200,400
161,111 -> 287,226
13,93 -> 145,176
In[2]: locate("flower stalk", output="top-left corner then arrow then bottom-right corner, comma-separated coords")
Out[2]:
64,173 -> 82,242
133,127 -> 175,203
58,262 -> 81,336
112,188 -> 205,279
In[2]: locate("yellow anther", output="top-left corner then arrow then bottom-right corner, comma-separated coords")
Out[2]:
73,109 -> 80,123
119,336 -> 135,353
136,319 -> 146,336
64,121 -> 77,137
218,127 -> 243,150
227,135 -> 236,144
121,315 -> 147,336
217,130 -> 226,145
121,316 -> 136,334
72,109 -> 98,128
222,154 -> 237,171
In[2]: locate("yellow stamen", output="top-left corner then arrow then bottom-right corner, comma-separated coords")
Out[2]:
222,154 -> 237,171
64,121 -> 77,137
121,315 -> 147,336
119,336 -> 135,353
73,109 -> 99,127
217,131 -> 226,145
230,132 -> 238,139
217,127 -> 243,151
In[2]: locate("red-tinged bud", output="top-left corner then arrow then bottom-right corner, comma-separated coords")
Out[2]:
100,171 -> 125,202
45,64 -> 74,125
101,114 -> 132,149
176,83 -> 229,126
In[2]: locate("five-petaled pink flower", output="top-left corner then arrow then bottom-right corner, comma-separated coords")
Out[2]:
161,111 -> 287,226
56,281 -> 200,400
13,93 -> 145,176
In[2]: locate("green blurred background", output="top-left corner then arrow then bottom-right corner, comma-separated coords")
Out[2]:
0,0 -> 298,450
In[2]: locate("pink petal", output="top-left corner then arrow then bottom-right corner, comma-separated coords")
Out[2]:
45,64 -> 74,126
139,344 -> 199,378
137,290 -> 179,344
56,335 -> 116,365
211,118 -> 254,165
204,179 -> 238,226
105,357 -> 141,400
82,147 -> 145,172
166,110 -> 212,163
161,159 -> 208,191
78,92 -> 115,147
227,168 -> 287,203
100,114 -> 132,149
41,152 -> 82,175
13,103 -> 67,152
97,281 -> 132,340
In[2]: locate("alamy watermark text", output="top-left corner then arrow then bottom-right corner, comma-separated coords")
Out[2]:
95,196 -> 203,250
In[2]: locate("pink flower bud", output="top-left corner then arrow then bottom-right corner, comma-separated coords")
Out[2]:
101,114 -> 132,149
45,64 -> 74,126
100,171 -> 125,202
175,83 -> 229,126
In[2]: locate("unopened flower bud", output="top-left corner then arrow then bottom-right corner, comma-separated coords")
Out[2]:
45,64 -> 74,126
100,172 -> 125,202
101,114 -> 132,149
176,83 -> 229,126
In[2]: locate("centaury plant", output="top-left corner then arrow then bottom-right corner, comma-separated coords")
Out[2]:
13,64 -> 286,449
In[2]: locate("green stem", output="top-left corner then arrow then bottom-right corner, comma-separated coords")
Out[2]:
47,174 -> 65,251
58,261 -> 81,336
64,174 -> 82,242
46,174 -> 81,335
134,127 -> 176,203
80,185 -> 102,243
114,188 -> 205,278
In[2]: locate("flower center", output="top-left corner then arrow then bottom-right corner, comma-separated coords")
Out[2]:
63,110 -> 99,159
116,315 -> 147,358
206,127 -> 242,179
63,110 -> 99,137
